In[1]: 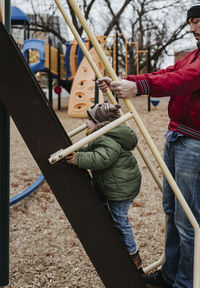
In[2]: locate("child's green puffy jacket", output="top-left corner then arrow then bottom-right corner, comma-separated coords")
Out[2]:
73,124 -> 141,201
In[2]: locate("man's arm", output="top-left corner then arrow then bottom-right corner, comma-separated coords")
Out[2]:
96,65 -> 176,98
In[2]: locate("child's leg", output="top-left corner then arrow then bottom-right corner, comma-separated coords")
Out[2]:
108,200 -> 142,269
108,200 -> 137,254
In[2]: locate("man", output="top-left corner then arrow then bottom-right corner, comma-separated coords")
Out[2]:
97,4 -> 200,288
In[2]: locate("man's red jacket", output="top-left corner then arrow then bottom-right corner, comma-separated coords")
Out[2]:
127,49 -> 200,140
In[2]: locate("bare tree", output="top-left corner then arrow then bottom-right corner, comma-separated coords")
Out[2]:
12,0 -> 194,72
101,0 -> 190,73
127,0 -> 189,72
66,0 -> 96,36
103,0 -> 133,36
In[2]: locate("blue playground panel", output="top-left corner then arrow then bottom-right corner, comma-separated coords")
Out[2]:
23,39 -> 46,74
77,38 -> 87,66
65,39 -> 90,80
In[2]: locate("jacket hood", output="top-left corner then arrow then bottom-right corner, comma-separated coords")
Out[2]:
92,123 -> 138,151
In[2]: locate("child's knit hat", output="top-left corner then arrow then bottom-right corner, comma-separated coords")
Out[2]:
87,102 -> 121,124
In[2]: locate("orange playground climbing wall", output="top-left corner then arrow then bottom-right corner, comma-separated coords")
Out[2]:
68,47 -> 104,117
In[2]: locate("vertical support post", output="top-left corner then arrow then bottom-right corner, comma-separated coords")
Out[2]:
0,0 -> 10,286
0,0 -> 4,23
115,32 -> 119,103
125,38 -> 128,78
57,47 -> 61,110
136,42 -> 139,75
48,37 -> 53,106
147,46 -> 151,112
115,32 -> 119,76
94,76 -> 99,104
112,35 -> 116,72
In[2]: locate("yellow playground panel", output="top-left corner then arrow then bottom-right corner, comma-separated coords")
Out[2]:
69,39 -> 78,80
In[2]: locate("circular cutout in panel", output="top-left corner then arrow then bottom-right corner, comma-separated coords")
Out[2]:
81,67 -> 89,74
74,103 -> 87,111
74,92 -> 87,101
77,80 -> 86,87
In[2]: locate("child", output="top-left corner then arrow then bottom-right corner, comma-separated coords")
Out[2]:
66,102 -> 142,270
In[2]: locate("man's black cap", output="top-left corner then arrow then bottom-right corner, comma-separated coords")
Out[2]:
187,3 -> 200,23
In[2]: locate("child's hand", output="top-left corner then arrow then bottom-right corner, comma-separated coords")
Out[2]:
66,152 -> 76,164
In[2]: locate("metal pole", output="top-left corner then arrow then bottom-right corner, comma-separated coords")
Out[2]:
147,46 -> 151,112
94,76 -> 99,104
57,47 -> 61,110
115,32 -> 119,76
115,32 -> 119,103
0,0 -> 10,286
125,39 -> 128,77
48,38 -> 53,106
49,112 -> 134,164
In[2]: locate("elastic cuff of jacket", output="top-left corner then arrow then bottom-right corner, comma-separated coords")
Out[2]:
136,79 -> 149,95
136,82 -> 141,96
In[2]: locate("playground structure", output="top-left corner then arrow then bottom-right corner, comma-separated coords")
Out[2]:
11,6 -> 158,115
11,5 -> 158,115
5,6 -> 114,214
11,6 -> 117,116
0,21 -> 146,288
1,2 -> 146,288
1,1 -> 200,288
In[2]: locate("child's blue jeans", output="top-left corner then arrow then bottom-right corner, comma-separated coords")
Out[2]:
107,200 -> 137,255
90,180 -> 137,254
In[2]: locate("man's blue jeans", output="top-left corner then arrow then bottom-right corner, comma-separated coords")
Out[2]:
162,137 -> 200,288
108,200 -> 137,255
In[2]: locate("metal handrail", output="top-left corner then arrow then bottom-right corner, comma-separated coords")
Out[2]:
49,112 -> 133,164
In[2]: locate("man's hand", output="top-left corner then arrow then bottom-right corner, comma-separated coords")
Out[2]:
96,77 -> 112,92
66,152 -> 76,164
109,79 -> 138,98
96,77 -> 138,98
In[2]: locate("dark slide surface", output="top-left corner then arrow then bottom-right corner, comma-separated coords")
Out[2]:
0,23 -> 146,288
